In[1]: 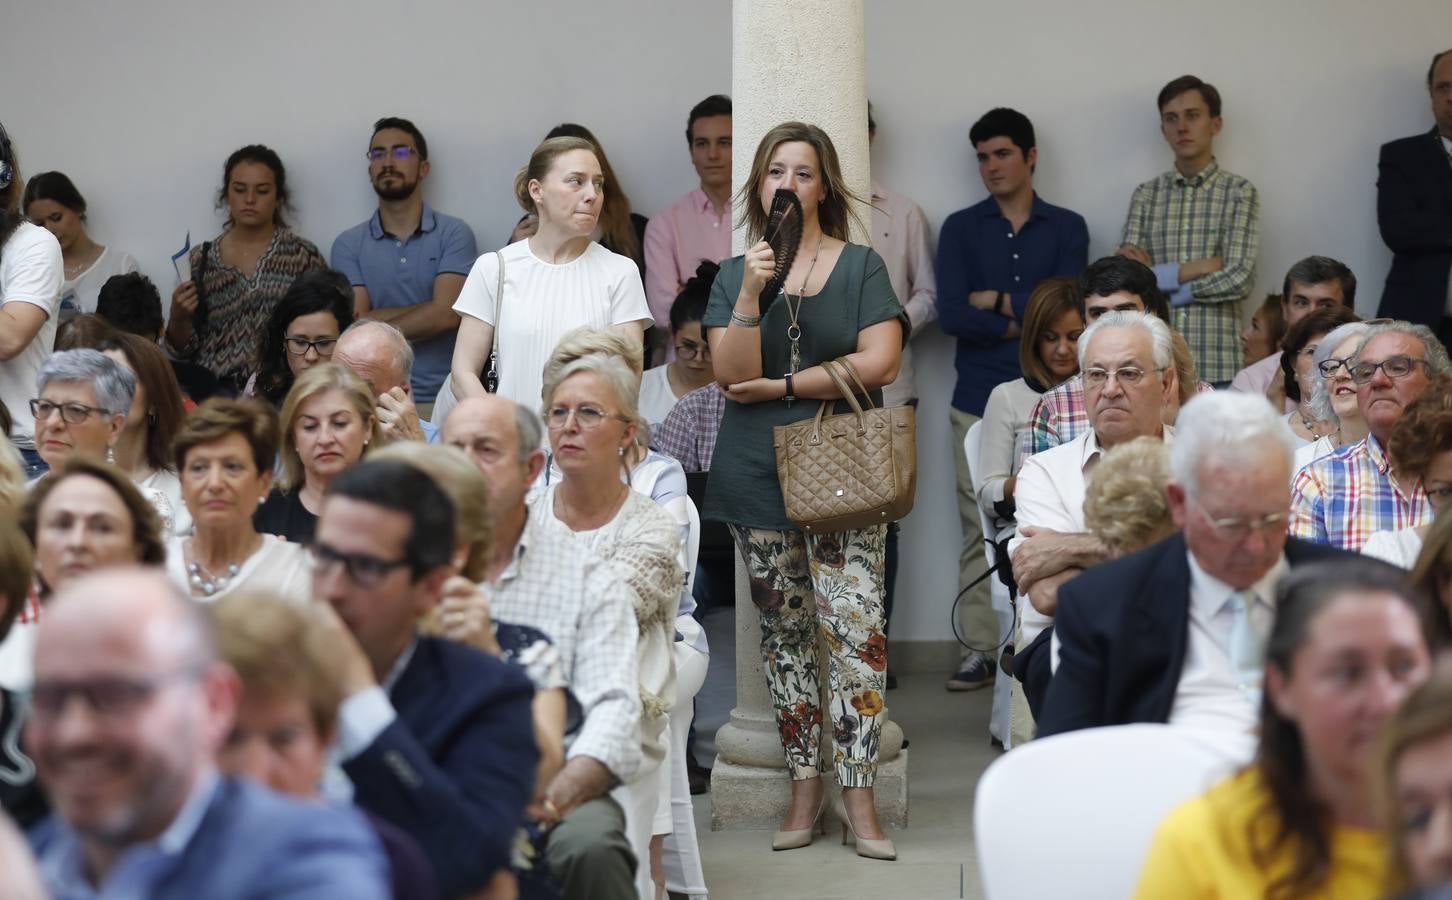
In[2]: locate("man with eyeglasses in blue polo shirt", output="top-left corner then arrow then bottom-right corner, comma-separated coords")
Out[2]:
331,118 -> 478,418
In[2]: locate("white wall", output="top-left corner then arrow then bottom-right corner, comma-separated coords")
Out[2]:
5,0 -> 1448,639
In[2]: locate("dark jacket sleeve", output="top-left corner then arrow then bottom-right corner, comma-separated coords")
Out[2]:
1378,138 -> 1452,254
935,212 -> 1013,344
1034,579 -> 1107,738
345,656 -> 538,898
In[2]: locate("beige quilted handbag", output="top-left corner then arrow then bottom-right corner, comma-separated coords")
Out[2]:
772,357 -> 917,534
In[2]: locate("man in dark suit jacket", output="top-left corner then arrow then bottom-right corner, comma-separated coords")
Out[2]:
315,461 -> 537,899
1376,49 -> 1452,342
25,569 -> 389,899
1038,393 -> 1347,738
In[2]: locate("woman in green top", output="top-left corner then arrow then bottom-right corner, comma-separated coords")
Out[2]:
704,121 -> 906,860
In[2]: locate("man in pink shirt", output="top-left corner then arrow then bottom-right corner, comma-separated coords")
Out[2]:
1228,256 -> 1357,408
644,95 -> 732,364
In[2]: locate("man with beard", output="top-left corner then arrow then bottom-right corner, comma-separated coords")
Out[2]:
25,568 -> 389,899
332,117 -> 477,412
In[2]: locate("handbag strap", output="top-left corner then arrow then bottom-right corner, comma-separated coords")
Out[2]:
832,356 -> 877,410
491,249 -> 505,357
820,359 -> 868,433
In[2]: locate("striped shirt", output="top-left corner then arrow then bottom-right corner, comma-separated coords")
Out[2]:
1289,434 -> 1431,551
1016,373 -> 1215,468
1121,161 -> 1260,383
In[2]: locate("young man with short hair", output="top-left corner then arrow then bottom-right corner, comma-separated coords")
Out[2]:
1228,256 -> 1357,401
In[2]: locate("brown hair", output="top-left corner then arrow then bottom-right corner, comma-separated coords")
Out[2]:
20,455 -> 167,593
514,136 -> 602,219
1082,436 -> 1175,556
53,313 -> 118,352
1171,330 -> 1199,405
212,590 -> 348,737
98,333 -> 187,474
0,518 -> 32,641
1377,659 -> 1452,893
1409,507 -> 1452,652
1018,277 -> 1082,388
1256,294 -> 1288,353
736,121 -> 866,244
370,442 -> 493,582
1280,306 -> 1361,404
1388,374 -> 1452,484
276,363 -> 378,492
173,397 -> 279,475
544,124 -> 641,266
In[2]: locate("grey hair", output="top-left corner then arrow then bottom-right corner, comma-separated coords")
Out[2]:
1170,392 -> 1296,497
1077,310 -> 1174,372
513,402 -> 544,462
542,352 -> 644,436
339,319 -> 414,380
37,349 -> 135,420
1353,321 -> 1452,377
1307,321 -> 1374,422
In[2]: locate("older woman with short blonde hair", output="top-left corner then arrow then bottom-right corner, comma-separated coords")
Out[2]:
1083,436 -> 1177,557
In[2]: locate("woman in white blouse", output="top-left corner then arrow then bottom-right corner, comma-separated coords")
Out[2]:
1363,374 -> 1452,567
22,172 -> 137,319
448,136 -> 652,418
976,277 -> 1083,525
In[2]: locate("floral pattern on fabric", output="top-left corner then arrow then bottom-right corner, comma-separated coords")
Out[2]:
729,523 -> 888,787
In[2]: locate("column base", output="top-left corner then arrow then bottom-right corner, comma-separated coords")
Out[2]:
708,750 -> 909,830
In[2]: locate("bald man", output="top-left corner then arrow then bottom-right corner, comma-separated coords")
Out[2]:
335,320 -> 439,444
443,396 -> 643,900
25,568 -> 389,900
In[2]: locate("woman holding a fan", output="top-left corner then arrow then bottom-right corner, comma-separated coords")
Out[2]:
703,121 -> 907,859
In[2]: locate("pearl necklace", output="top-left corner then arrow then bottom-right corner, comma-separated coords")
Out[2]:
187,560 -> 241,596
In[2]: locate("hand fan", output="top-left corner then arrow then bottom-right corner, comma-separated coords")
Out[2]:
757,188 -> 803,317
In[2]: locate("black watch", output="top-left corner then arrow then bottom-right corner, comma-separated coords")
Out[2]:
784,372 -> 795,406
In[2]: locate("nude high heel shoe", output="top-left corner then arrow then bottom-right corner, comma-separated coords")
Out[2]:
771,792 -> 829,851
832,793 -> 897,861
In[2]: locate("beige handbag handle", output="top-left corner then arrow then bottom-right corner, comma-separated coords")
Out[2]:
813,359 -> 868,438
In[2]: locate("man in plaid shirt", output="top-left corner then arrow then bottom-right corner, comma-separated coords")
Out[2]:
1290,322 -> 1447,550
1117,75 -> 1260,385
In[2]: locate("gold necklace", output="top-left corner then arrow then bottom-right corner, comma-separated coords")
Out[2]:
783,236 -> 824,375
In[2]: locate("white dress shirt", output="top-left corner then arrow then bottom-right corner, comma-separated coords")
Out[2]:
1168,552 -> 1287,735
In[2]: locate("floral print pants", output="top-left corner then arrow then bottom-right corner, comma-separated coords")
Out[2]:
729,524 -> 888,788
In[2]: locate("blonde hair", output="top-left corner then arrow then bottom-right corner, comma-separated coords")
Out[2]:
1083,436 -> 1175,556
1378,658 -> 1452,894
369,442 -> 493,582
737,121 -> 866,243
513,136 -> 599,216
276,363 -> 378,492
1171,330 -> 1199,406
0,441 -> 25,518
540,328 -> 646,454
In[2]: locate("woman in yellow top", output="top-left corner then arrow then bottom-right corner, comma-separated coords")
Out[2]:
1134,559 -> 1431,899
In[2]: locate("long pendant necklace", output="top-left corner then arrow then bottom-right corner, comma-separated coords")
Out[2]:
782,236 -> 824,376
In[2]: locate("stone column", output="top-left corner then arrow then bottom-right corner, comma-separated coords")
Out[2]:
710,0 -> 908,831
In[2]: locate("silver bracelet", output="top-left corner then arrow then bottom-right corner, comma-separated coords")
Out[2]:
730,310 -> 762,328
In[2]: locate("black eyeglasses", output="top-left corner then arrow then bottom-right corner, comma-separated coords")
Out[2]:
675,341 -> 711,362
285,336 -> 338,357
1348,355 -> 1430,385
1317,357 -> 1353,378
30,667 -> 204,723
306,541 -> 411,588
366,146 -> 417,162
30,399 -> 112,424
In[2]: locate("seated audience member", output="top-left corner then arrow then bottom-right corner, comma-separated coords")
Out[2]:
311,460 -> 537,898
1295,320 -> 1375,474
166,398 -> 311,602
255,363 -> 377,544
52,310 -> 118,353
650,381 -> 725,473
1278,305 -> 1361,445
1236,294 -> 1285,368
212,590 -> 438,900
26,568 -> 391,899
22,171 -> 138,319
639,262 -> 717,429
333,117 -> 478,410
0,810 -> 44,900
249,269 -> 355,405
443,394 -> 643,900
0,518 -> 44,827
1117,74 -> 1260,387
1017,256 -> 1213,467
539,347 -> 683,898
1411,511 -> 1452,655
1380,661 -> 1452,894
510,213 -> 539,243
978,277 -> 1083,525
1364,375 -> 1452,566
165,144 -> 326,393
335,320 -> 438,444
1082,436 -> 1176,559
1134,559 -> 1431,898
32,348 -> 175,531
1230,256 -> 1357,407
643,94 -> 732,365
0,125 -> 64,479
1290,321 -> 1448,550
1374,48 -> 1452,344
96,272 -> 221,404
1039,392 -> 1344,738
98,332 -> 191,534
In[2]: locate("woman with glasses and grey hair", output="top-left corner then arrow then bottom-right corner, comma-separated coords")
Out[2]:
29,348 -> 174,532
1293,320 -> 1374,477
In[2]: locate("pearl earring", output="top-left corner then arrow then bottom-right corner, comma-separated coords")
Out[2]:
106,446 -> 116,465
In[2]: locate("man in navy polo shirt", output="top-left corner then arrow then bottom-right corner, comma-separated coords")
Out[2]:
332,117 -> 478,414
937,107 -> 1089,692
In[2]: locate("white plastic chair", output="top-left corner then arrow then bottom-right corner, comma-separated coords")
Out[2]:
683,494 -> 702,598
974,724 -> 1252,899
963,421 -> 1016,747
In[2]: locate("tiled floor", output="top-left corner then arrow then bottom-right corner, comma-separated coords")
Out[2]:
689,606 -> 999,900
